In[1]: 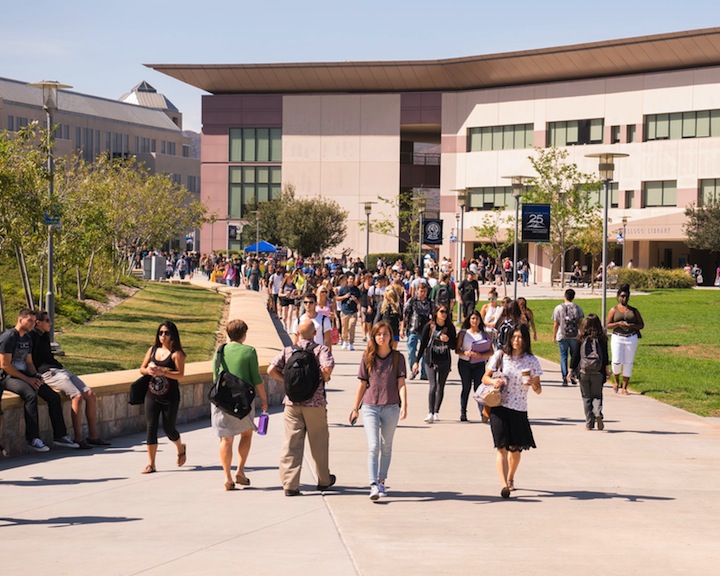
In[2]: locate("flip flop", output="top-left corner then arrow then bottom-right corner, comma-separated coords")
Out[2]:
141,464 -> 156,474
177,444 -> 187,467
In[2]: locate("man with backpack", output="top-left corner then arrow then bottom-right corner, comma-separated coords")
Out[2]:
552,288 -> 584,386
268,319 -> 335,496
457,270 -> 478,324
430,273 -> 454,316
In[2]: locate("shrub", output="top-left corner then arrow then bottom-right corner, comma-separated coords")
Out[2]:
615,267 -> 695,290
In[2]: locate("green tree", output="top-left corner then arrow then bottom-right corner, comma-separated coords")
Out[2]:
360,189 -> 424,259
684,198 -> 720,254
523,147 -> 602,286
276,185 -> 348,256
472,209 -> 515,295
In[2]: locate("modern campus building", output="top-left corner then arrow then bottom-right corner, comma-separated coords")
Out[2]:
150,27 -> 720,281
0,78 -> 200,247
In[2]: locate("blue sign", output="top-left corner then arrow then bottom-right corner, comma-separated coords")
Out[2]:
521,204 -> 551,242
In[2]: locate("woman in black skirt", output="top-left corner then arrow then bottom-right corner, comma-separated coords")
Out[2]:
482,323 -> 542,498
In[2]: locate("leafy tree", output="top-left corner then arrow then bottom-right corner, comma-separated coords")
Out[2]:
276,185 -> 348,256
574,213 -> 607,293
523,147 -> 602,286
359,189 -> 426,259
472,209 -> 515,295
684,198 -> 720,254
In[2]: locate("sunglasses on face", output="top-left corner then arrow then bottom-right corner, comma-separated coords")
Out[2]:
437,310 -> 448,314
303,301 -> 315,305
158,331 -> 170,336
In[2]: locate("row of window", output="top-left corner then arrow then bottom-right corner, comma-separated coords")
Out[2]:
467,108 -> 720,151
229,128 -> 282,162
6,115 -> 185,158
466,179 -> 719,210
228,166 -> 282,218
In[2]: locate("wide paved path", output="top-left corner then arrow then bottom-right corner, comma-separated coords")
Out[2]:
1,326 -> 719,574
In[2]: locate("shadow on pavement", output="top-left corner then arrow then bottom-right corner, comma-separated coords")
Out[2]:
0,515 -> 141,527
0,476 -> 126,487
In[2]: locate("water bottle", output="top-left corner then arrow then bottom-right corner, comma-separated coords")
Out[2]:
257,412 -> 269,436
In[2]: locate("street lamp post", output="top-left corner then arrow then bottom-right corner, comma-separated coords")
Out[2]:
416,196 -> 427,271
451,188 -> 467,282
29,80 -> 72,344
363,202 -> 375,270
503,176 -> 532,301
585,153 -> 629,327
621,216 -> 628,267
251,211 -> 260,259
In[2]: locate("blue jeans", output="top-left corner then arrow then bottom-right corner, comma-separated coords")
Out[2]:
406,332 -> 426,378
558,338 -> 580,382
362,404 -> 400,484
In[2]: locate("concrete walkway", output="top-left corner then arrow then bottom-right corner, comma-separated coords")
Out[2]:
1,283 -> 718,575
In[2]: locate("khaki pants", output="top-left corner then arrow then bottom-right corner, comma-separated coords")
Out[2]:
279,405 -> 331,490
341,312 -> 357,344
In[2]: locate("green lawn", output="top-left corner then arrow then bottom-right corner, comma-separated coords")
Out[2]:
58,283 -> 224,375
513,289 -> 720,417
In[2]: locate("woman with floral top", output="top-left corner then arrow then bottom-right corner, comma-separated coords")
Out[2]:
482,323 -> 542,499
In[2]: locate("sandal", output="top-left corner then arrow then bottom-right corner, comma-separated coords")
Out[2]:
177,444 -> 187,467
507,479 -> 515,491
224,481 -> 236,491
141,464 -> 156,474
235,472 -> 251,486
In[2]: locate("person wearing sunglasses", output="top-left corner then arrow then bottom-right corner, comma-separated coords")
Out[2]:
414,306 -> 457,423
289,293 -> 333,350
138,321 -> 187,474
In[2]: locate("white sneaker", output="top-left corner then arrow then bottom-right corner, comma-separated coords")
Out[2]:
341,341 -> 348,350
377,483 -> 387,497
369,483 -> 380,501
424,413 -> 434,423
53,435 -> 80,449
433,413 -> 440,422
28,438 -> 50,452
348,343 -> 355,351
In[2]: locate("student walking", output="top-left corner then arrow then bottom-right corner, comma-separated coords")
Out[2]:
571,314 -> 610,430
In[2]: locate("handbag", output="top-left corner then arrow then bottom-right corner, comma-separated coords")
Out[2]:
331,327 -> 340,345
208,344 -> 256,419
474,353 -> 503,407
129,374 -> 151,405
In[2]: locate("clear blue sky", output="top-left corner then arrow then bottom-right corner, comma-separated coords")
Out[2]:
2,1 -> 719,132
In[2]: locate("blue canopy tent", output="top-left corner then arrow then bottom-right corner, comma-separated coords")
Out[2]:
243,241 -> 277,253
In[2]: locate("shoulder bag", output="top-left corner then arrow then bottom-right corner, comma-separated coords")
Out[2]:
473,353 -> 503,407
208,344 -> 256,419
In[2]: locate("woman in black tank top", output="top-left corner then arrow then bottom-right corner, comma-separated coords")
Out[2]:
138,321 -> 187,474
605,285 -> 645,394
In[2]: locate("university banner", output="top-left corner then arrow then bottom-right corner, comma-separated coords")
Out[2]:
521,204 -> 551,242
422,219 -> 443,245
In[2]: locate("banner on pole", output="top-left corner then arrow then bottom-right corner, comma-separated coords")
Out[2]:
521,204 -> 551,242
422,219 -> 443,245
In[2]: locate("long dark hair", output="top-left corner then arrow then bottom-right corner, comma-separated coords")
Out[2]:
579,314 -> 607,344
154,320 -> 184,354
502,323 -> 532,356
364,321 -> 394,373
461,309 -> 485,331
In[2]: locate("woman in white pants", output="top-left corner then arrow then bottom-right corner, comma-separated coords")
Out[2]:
606,284 -> 645,395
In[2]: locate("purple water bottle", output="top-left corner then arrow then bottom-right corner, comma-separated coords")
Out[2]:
257,412 -> 269,436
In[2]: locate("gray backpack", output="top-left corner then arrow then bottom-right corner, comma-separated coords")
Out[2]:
579,338 -> 603,373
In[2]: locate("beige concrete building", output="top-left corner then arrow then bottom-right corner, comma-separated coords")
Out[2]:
150,27 -> 720,279
1,78 -> 200,248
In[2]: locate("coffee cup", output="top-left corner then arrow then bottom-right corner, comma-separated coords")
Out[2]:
521,369 -> 531,386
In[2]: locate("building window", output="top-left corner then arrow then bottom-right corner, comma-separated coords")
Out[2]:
611,125 -> 621,144
151,139 -> 157,153
187,175 -> 199,193
627,125 -> 636,143
547,118 -> 604,146
642,180 -> 677,207
466,187 -> 513,210
625,190 -> 635,209
229,128 -> 282,162
644,109 -> 720,141
182,144 -> 190,158
229,166 -> 282,218
167,142 -> 176,156
467,124 -> 533,152
699,179 -> 720,206
587,183 -> 619,208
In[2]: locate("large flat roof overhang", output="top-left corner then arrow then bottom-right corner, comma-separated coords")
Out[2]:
147,27 -> 720,95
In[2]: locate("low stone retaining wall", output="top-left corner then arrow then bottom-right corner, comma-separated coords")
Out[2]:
0,287 -> 285,457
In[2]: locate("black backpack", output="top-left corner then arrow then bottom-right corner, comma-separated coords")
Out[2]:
434,284 -> 451,307
284,342 -> 321,402
563,304 -> 580,338
208,344 -> 256,419
580,338 -> 603,373
496,319 -> 516,348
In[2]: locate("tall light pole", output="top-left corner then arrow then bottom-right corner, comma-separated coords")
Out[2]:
29,80 -> 72,344
416,195 -> 427,271
451,188 -> 467,281
586,153 -> 628,327
362,202 -> 375,270
503,176 -> 532,301
621,216 -> 628,267
250,210 -> 260,259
